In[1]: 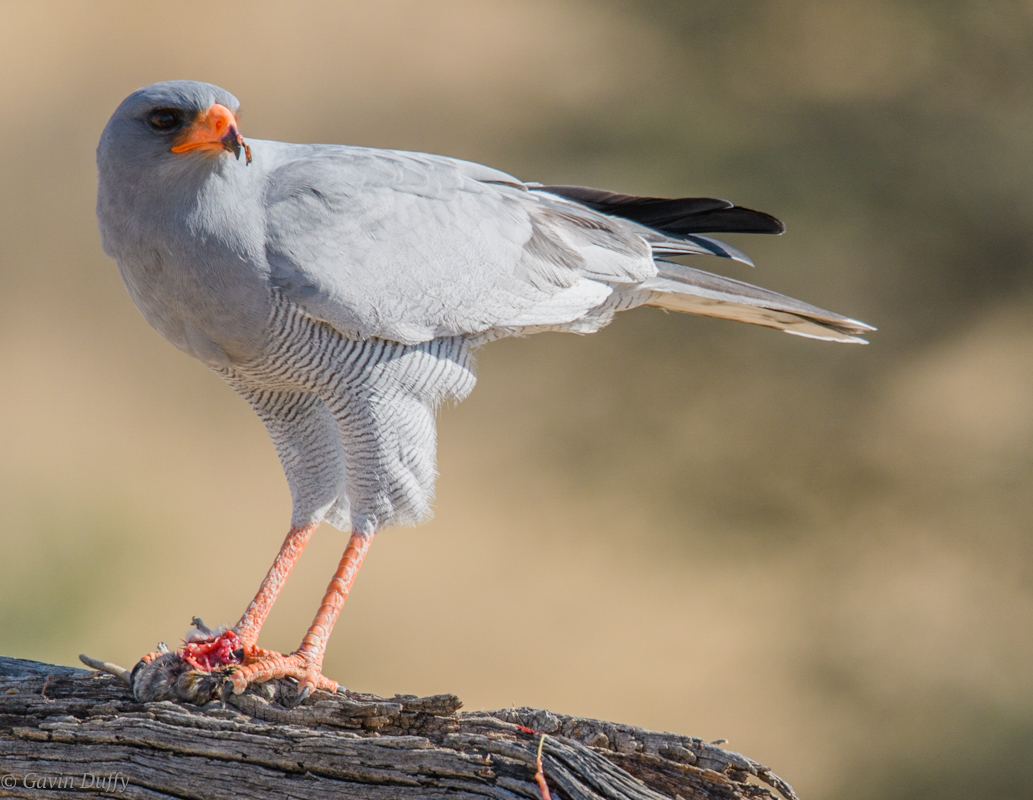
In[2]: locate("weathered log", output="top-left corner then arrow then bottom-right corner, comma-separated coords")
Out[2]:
0,655 -> 798,800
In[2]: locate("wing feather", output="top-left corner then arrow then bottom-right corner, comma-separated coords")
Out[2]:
262,146 -> 650,343
259,143 -> 871,346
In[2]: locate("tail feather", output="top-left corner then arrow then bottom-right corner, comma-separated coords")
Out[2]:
527,182 -> 873,343
642,262 -> 875,344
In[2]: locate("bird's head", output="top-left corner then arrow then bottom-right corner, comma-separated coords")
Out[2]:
98,80 -> 251,177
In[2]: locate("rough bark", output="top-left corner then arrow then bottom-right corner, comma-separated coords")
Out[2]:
0,655 -> 798,800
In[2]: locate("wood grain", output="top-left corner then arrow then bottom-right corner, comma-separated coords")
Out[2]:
0,656 -> 797,800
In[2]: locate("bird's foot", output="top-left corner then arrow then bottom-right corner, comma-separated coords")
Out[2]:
229,648 -> 338,703
129,619 -> 334,705
184,618 -> 335,700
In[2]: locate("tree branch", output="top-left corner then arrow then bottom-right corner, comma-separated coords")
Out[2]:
0,655 -> 798,800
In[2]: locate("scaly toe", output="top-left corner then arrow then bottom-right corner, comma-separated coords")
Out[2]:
242,644 -> 285,662
229,650 -> 338,699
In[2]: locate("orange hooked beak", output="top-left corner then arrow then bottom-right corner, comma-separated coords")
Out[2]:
170,103 -> 252,165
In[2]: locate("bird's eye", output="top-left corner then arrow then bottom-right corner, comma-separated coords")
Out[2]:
146,108 -> 183,131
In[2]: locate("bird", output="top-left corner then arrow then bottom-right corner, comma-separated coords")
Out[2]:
96,80 -> 873,703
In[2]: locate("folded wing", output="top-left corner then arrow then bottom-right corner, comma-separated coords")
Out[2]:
263,147 -> 654,343
261,147 -> 872,345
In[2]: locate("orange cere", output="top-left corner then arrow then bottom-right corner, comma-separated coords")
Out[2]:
171,103 -> 242,155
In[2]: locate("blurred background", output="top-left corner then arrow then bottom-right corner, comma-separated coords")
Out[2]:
1,1 -> 1031,797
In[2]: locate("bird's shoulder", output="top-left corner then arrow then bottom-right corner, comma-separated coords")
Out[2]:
258,142 -> 525,206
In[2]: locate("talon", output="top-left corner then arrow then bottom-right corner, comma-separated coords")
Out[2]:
293,685 -> 312,706
229,671 -> 248,695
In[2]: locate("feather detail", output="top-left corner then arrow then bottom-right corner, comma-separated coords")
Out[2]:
640,262 -> 875,343
531,184 -> 785,235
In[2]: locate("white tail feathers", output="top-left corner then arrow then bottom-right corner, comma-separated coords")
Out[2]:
640,263 -> 874,344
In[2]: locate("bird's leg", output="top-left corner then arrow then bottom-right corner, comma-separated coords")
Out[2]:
234,523 -> 318,651
173,524 -> 317,672
229,529 -> 372,699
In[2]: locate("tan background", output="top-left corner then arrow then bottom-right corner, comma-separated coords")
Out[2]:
1,2 -> 1031,798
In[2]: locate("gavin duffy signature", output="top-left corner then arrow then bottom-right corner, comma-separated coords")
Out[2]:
2,772 -> 129,793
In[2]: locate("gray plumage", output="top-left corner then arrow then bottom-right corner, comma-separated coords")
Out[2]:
97,80 -> 873,538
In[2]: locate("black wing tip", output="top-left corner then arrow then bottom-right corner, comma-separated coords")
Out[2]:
677,206 -> 785,236
746,208 -> 786,235
534,184 -> 785,236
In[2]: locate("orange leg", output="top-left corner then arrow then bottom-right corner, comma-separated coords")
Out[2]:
229,529 -> 372,699
175,524 -> 318,673
234,523 -> 317,649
